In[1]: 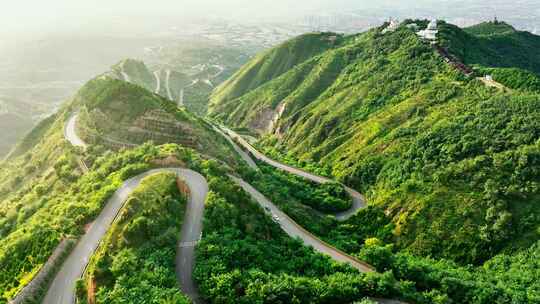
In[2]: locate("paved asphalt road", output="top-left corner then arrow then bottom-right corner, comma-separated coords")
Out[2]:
154,70 -> 161,94
221,126 -> 366,221
211,125 -> 258,170
176,170 -> 209,304
230,175 -> 375,273
44,115 -> 209,304
47,114 -> 401,303
64,113 -> 87,148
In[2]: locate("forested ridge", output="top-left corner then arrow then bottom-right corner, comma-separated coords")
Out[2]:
209,19 -> 540,268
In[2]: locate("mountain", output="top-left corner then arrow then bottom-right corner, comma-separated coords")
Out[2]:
208,20 -> 540,264
109,59 -> 219,115
0,72 -> 245,300
72,76 -> 237,163
208,32 -> 343,113
2,20 -> 539,304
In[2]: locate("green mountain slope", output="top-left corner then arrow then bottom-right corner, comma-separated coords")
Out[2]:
208,32 -> 343,111
72,76 -> 237,164
0,73 -> 244,300
209,21 -> 540,264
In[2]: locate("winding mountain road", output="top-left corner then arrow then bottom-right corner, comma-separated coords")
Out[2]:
44,116 -> 209,304
179,88 -> 185,106
64,113 -> 87,148
165,69 -> 173,100
213,125 -> 374,272
220,126 -> 366,221
210,124 -> 258,170
230,176 -> 374,272
153,70 -> 161,94
44,114 -> 401,304
42,168 -> 208,304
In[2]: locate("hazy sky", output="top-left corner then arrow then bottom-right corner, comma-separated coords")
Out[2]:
0,0 -> 416,35
1,0 -> 539,38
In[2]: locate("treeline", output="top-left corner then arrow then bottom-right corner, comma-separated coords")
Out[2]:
239,162 -> 392,253
357,241 -> 540,303
239,158 -> 539,303
247,163 -> 351,213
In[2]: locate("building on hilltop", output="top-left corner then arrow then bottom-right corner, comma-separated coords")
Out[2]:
427,19 -> 438,30
417,19 -> 438,42
382,18 -> 400,33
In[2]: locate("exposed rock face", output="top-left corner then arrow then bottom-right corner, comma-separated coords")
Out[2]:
269,102 -> 287,133
247,101 -> 287,135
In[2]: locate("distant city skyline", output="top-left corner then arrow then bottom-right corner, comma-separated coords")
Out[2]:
1,0 -> 539,38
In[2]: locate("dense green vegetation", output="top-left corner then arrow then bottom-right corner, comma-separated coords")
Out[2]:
477,67 -> 540,92
238,157 -> 539,303
78,172 -> 190,304
0,125 -> 148,301
247,163 -> 351,213
240,163 -> 393,253
0,86 -> 239,302
3,19 -> 540,304
209,20 -> 540,266
357,240 -> 540,303
195,161 -> 421,304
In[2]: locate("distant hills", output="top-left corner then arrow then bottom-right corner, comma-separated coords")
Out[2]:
209,20 -> 540,264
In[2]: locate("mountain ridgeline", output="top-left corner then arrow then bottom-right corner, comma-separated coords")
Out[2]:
208,20 -> 540,264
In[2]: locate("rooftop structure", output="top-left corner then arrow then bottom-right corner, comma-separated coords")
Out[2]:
382,18 -> 400,33
427,19 -> 438,30
417,19 -> 439,41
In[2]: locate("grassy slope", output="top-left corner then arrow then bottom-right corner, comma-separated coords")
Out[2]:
208,32 -> 342,113
208,22 -> 540,264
